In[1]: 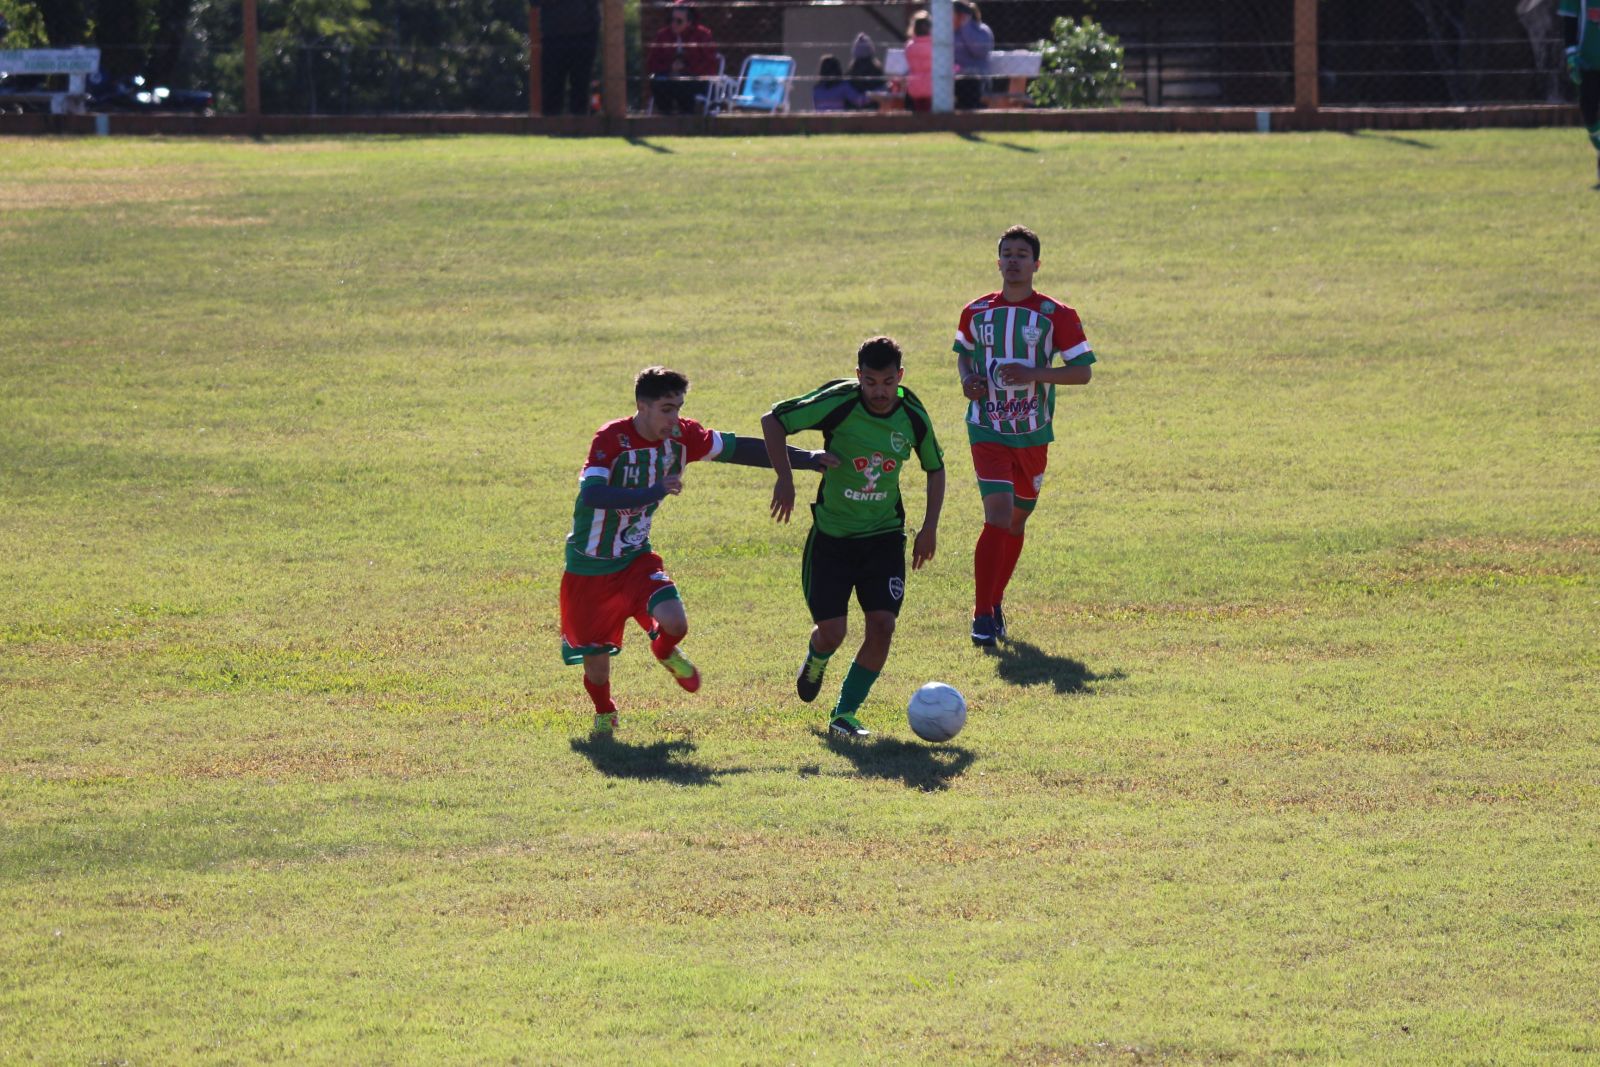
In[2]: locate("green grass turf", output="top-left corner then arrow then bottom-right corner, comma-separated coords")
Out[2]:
2,130 -> 1598,1064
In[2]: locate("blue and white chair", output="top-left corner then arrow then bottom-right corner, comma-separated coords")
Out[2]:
729,54 -> 795,112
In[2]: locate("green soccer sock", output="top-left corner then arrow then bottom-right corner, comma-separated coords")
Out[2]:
805,638 -> 834,672
831,661 -> 881,719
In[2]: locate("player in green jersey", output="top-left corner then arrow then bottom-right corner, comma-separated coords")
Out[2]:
1559,0 -> 1600,181
761,337 -> 946,739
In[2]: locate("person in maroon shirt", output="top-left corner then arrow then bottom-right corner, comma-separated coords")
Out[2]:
646,1 -> 719,114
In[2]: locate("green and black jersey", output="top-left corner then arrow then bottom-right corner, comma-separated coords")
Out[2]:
771,380 -> 944,539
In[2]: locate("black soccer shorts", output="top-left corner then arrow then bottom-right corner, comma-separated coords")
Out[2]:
800,528 -> 906,622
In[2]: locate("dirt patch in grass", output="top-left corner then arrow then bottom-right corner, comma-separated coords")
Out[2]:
0,177 -> 222,212
178,746 -> 439,782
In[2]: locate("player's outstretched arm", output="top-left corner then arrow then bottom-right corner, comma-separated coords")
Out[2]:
579,482 -> 670,509
726,435 -> 835,472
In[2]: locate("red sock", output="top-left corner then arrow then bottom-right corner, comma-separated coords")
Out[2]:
973,522 -> 1009,617
583,675 -> 615,714
650,629 -> 683,660
994,529 -> 1026,605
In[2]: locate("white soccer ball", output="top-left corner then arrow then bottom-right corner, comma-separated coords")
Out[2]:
907,682 -> 967,743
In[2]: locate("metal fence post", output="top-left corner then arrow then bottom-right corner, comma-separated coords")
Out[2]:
243,0 -> 261,130
931,0 -> 953,114
529,4 -> 542,117
1294,0 -> 1318,117
600,0 -> 625,118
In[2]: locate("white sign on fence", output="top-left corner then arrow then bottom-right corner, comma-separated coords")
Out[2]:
0,48 -> 101,114
0,48 -> 100,75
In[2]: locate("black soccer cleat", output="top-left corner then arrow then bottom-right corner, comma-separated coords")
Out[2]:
992,601 -> 1007,642
796,652 -> 828,703
970,614 -> 996,648
829,714 -> 870,739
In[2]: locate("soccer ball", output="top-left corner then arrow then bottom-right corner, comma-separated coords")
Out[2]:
907,682 -> 966,743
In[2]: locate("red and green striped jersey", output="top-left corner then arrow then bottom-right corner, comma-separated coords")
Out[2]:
565,416 -> 734,575
1560,0 -> 1600,66
953,289 -> 1095,448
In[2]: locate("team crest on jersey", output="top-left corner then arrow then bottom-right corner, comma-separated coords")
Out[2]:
888,577 -> 905,601
1022,325 -> 1042,347
889,431 -> 909,455
1040,301 -> 1056,314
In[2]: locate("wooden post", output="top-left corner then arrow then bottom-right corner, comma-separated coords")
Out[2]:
600,0 -> 626,118
243,0 -> 261,129
528,4 -> 542,117
1294,0 -> 1318,117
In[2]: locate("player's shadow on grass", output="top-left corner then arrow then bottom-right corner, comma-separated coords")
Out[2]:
819,731 -> 975,791
1342,130 -> 1436,150
570,736 -> 742,786
626,137 -> 675,154
989,639 -> 1125,694
957,131 -> 1039,153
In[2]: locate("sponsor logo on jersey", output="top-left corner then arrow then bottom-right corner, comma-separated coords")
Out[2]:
617,433 -> 632,449
889,431 -> 909,455
984,396 -> 1042,421
888,577 -> 904,601
845,451 -> 895,501
972,300 -> 992,310
622,521 -> 650,547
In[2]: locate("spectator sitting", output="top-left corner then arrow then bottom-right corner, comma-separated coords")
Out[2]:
847,32 -> 886,94
952,0 -> 994,110
813,54 -> 875,111
646,1 -> 718,114
904,11 -> 933,113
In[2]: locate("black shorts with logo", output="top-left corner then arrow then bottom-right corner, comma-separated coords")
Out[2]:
801,528 -> 906,622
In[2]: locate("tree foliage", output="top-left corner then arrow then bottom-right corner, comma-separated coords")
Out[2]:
1027,16 -> 1131,110
0,0 -> 50,48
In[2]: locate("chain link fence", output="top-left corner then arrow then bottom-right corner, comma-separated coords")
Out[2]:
52,0 -> 1575,115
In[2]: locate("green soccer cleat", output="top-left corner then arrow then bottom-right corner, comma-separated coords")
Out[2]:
592,711 -> 619,735
658,646 -> 702,693
829,713 -> 870,739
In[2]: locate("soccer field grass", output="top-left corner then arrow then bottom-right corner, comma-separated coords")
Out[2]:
2,130 -> 1598,1063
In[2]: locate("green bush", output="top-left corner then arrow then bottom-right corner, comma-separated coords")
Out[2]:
1027,16 -> 1132,109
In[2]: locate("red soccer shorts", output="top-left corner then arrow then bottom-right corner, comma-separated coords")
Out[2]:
971,441 -> 1050,507
559,552 -> 680,664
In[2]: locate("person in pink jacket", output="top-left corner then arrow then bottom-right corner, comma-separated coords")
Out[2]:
904,11 -> 933,112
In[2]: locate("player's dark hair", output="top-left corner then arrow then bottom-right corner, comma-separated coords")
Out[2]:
635,366 -> 689,401
856,336 -> 903,371
998,224 -> 1040,260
